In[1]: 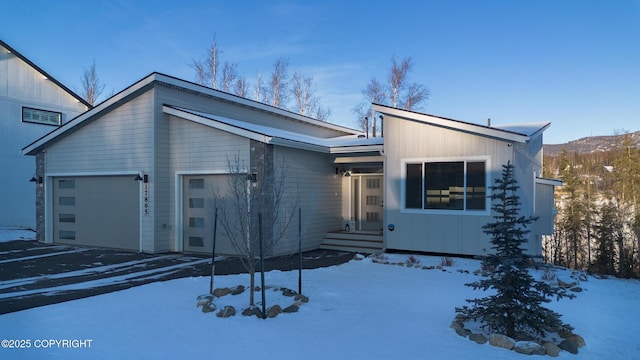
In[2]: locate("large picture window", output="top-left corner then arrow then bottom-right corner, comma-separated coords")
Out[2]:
405,160 -> 487,211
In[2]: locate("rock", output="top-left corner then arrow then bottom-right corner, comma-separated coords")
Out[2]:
489,334 -> 515,350
353,253 -> 364,260
294,294 -> 309,303
213,287 -> 231,297
570,286 -> 583,292
558,278 -> 577,289
567,334 -> 585,347
544,342 -> 562,357
266,304 -> 283,318
216,305 -> 236,318
200,303 -> 216,313
283,304 -> 299,313
559,339 -> 579,354
230,285 -> 245,295
449,321 -> 464,331
558,328 -> 573,339
455,328 -> 471,337
513,341 -> 546,355
473,269 -> 481,275
196,294 -> 214,308
281,288 -> 297,297
469,333 -> 487,344
242,306 -> 263,318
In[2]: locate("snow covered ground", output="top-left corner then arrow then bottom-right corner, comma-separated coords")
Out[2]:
1,232 -> 639,359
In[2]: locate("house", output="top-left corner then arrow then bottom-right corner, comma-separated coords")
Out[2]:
23,72 -> 559,257
0,40 -> 90,229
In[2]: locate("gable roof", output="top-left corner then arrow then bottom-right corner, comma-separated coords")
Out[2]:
23,72 -> 362,155
0,39 -> 91,108
372,103 -> 550,143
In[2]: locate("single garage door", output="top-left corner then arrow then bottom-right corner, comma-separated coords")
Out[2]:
183,174 -> 238,255
53,176 -> 140,250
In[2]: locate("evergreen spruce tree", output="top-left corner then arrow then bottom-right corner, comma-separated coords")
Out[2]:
456,162 -> 574,340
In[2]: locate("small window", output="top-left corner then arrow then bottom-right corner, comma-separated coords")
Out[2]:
189,179 -> 205,189
59,197 -> 76,206
366,196 -> 379,206
366,212 -> 379,222
189,217 -> 205,228
59,230 -> 76,240
366,178 -> 380,189
59,179 -> 76,189
189,236 -> 204,247
22,107 -> 62,126
189,198 -> 204,208
59,214 -> 76,223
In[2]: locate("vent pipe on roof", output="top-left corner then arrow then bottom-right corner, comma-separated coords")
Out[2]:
487,117 -> 491,127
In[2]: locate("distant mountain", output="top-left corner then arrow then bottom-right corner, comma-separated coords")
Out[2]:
544,131 -> 640,157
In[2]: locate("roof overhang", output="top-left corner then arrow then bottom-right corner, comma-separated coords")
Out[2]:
23,72 -> 362,155
535,177 -> 563,187
372,103 -> 550,144
1,40 -> 91,108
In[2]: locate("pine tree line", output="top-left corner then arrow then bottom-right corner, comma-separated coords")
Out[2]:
543,133 -> 640,278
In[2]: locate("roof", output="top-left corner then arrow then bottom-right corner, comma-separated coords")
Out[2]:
164,106 -> 383,154
0,39 -> 91,108
372,103 -> 550,143
23,72 -> 363,155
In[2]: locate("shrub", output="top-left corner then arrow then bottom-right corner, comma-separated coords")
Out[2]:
441,256 -> 454,267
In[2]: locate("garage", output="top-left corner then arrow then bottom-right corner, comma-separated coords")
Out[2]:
52,176 -> 140,250
182,174 -> 237,255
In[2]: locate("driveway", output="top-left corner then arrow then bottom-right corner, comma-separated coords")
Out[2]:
0,240 -> 354,314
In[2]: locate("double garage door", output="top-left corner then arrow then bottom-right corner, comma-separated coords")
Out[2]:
53,176 -> 140,250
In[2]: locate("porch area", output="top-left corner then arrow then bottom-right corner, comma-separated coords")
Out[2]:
320,230 -> 384,254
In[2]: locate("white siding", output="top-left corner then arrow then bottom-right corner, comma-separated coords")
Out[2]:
383,114 -> 540,256
0,44 -> 88,227
273,146 -> 342,255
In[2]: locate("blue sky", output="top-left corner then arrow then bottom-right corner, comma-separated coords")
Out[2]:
2,0 -> 638,144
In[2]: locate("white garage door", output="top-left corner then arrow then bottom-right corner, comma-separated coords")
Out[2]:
183,175 -> 238,255
53,176 -> 140,250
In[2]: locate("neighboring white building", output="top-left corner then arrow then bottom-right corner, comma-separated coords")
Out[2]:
23,72 -> 559,257
0,40 -> 90,229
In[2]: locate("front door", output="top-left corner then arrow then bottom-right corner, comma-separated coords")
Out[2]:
351,174 -> 383,232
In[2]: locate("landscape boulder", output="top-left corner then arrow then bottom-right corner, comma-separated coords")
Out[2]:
488,334 -> 515,350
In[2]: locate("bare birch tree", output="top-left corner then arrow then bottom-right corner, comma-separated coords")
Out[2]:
80,60 -> 105,106
191,35 -> 221,89
233,75 -> 250,98
354,56 -> 429,132
267,57 -> 289,107
211,153 -> 298,307
220,62 -> 238,92
291,70 -> 331,120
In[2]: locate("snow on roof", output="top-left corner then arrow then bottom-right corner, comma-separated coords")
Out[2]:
492,122 -> 550,137
165,106 -> 383,153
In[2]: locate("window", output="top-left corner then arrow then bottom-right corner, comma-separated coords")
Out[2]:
59,179 -> 75,189
189,217 -> 205,228
189,198 -> 204,208
367,178 -> 380,189
405,160 -> 487,211
59,230 -> 76,240
59,197 -> 76,206
189,179 -> 205,189
59,214 -> 76,223
188,236 -> 204,247
22,107 -> 61,126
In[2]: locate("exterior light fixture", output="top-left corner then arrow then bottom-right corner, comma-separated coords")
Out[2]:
134,173 -> 148,183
